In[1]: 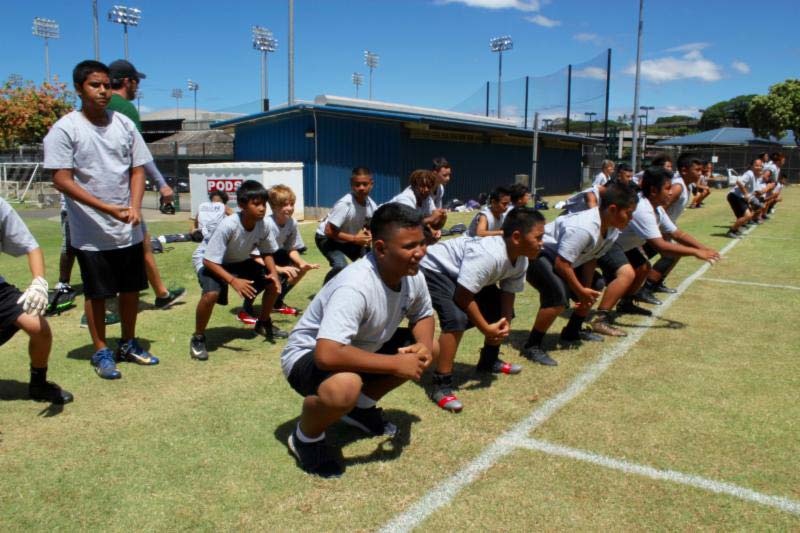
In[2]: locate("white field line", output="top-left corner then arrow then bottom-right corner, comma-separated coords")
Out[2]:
753,236 -> 800,241
698,278 -> 800,292
514,438 -> 800,516
378,228 -> 754,533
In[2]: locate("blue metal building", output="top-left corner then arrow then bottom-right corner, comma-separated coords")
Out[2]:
213,96 -> 602,208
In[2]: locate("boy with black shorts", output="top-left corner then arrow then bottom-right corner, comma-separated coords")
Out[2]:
725,158 -> 763,238
422,207 -> 545,412
315,167 -> 377,284
189,180 -> 286,360
466,186 -> 511,237
524,183 -> 638,366
46,60 -> 157,380
0,198 -> 73,404
281,203 -> 435,477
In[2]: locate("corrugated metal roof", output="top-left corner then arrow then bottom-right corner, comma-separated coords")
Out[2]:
656,127 -> 797,147
212,96 -> 604,144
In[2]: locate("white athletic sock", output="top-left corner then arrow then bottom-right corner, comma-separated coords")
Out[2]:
295,423 -> 324,444
356,393 -> 377,409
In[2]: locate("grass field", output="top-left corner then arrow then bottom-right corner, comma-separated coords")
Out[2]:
1,187 -> 798,531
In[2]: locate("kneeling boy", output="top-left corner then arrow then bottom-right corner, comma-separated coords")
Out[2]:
0,198 -> 72,404
190,180 -> 286,360
280,203 -> 434,477
421,207 -> 546,412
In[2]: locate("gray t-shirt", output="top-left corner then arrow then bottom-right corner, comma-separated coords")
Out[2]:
0,198 -> 40,285
431,184 -> 445,210
389,187 -> 436,217
266,214 -> 304,252
196,201 -> 227,239
466,208 -> 504,237
666,173 -> 689,222
593,172 -> 610,187
564,185 -> 602,214
542,208 -> 619,268
420,235 -> 527,293
316,193 -> 377,240
280,253 -> 433,377
43,110 -> 152,251
730,170 -> 758,198
617,194 -> 677,252
192,213 -> 278,272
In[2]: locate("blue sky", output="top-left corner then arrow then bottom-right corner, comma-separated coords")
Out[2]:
2,0 -> 798,121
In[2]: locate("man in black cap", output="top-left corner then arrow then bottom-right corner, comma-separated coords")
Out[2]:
107,59 -> 185,309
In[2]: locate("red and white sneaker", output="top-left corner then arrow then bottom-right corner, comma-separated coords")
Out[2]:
237,310 -> 257,325
431,387 -> 463,413
272,305 -> 301,316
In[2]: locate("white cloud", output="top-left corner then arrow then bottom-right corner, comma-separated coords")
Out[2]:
574,32 -> 600,43
732,60 -> 750,74
525,14 -> 561,27
624,49 -> 723,83
439,0 -> 541,11
664,42 -> 710,53
573,66 -> 607,80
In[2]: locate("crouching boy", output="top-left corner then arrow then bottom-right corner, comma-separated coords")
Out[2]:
280,203 -> 435,477
421,207 -> 546,412
189,180 -> 287,361
0,198 -> 72,404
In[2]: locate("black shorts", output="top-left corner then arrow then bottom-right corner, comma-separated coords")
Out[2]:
422,268 -> 502,333
273,249 -> 293,267
286,328 -> 414,397
526,254 -> 576,309
624,247 -> 650,269
597,242 -> 630,282
75,243 -> 147,300
197,259 -> 268,306
727,192 -> 750,218
0,283 -> 25,346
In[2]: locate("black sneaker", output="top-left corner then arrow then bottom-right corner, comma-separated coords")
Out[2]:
520,345 -> 558,366
154,287 -> 185,309
287,432 -> 344,478
190,334 -> 208,361
725,230 -> 742,239
29,381 -> 74,404
476,359 -> 523,375
254,319 -> 289,342
650,282 -> 677,294
617,299 -> 653,316
633,288 -> 662,306
341,406 -> 398,437
560,328 -> 604,345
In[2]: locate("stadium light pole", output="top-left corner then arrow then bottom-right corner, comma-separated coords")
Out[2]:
640,105 -> 654,155
92,0 -> 100,60
187,80 -> 199,120
288,0 -> 294,106
364,51 -> 379,100
352,72 -> 364,99
490,35 -> 513,118
585,111 -> 597,136
32,18 -> 59,82
172,88 -> 183,119
630,0 -> 644,170
107,5 -> 141,60
252,26 -> 277,112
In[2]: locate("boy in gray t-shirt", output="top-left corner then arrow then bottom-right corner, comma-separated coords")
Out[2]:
44,60 -> 155,381
281,203 -> 435,478
190,181 -> 285,361
0,198 -> 73,404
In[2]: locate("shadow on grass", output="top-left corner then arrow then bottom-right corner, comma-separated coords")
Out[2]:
274,408 -> 421,474
612,315 -> 686,330
204,326 -> 259,352
0,379 -> 65,417
710,232 -> 738,238
412,362 -> 497,399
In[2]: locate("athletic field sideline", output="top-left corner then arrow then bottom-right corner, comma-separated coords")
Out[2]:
2,187 -> 798,531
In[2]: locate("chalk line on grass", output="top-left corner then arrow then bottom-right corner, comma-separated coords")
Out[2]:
698,278 -> 800,292
378,230 -> 752,532
515,438 -> 800,516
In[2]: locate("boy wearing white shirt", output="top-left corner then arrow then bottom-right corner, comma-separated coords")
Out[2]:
431,157 -> 451,209
593,160 -> 615,187
281,203 -> 435,477
315,167 -> 377,284
422,207 -> 546,412
0,198 -> 73,404
725,158 -> 763,238
389,170 -> 448,241
466,186 -> 511,237
524,183 -> 638,366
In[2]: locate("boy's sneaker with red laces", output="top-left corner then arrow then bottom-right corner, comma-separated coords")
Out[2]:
237,310 -> 258,325
476,359 -> 522,375
272,305 -> 301,316
431,387 -> 463,412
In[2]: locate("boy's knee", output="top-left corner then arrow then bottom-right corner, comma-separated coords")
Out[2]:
16,313 -> 51,339
616,264 -> 635,284
318,373 -> 363,410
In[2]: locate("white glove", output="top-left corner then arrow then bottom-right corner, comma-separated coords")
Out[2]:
16,276 -> 49,316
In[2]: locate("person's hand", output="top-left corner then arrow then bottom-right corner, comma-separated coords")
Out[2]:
353,229 -> 372,247
128,206 -> 141,227
398,342 -> 433,371
392,348 -> 429,381
265,271 -> 282,294
483,317 -> 510,343
107,205 -> 132,223
281,265 -> 301,281
159,184 -> 175,203
230,277 -> 256,299
577,287 -> 602,309
696,248 -> 721,264
16,277 -> 49,316
299,262 -> 320,272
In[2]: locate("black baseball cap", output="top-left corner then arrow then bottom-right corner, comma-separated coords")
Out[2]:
109,59 -> 146,81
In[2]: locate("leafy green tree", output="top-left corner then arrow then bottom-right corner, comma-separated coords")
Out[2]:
698,95 -> 756,130
748,79 -> 800,145
0,77 -> 74,150
654,115 -> 694,124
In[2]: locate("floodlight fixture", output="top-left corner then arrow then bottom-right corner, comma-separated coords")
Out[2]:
352,72 -> 364,98
364,50 -> 379,100
489,35 -> 513,118
108,5 -> 141,59
188,79 -> 199,120
639,105 -> 654,153
252,26 -> 277,109
172,88 -> 183,118
584,111 -> 597,136
32,17 -> 60,81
